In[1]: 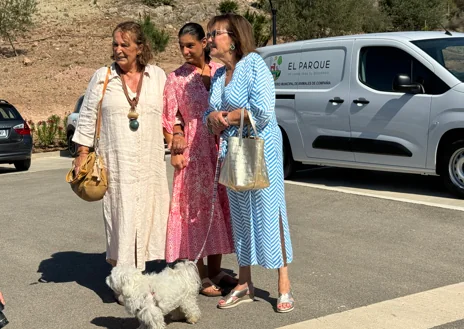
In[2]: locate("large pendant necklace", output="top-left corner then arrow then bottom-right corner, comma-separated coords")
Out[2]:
119,67 -> 144,131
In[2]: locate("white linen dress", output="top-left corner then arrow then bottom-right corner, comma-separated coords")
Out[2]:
73,63 -> 169,270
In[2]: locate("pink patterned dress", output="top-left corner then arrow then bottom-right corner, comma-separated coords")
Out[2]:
163,62 -> 234,263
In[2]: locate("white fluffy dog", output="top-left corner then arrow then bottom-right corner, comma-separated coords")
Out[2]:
106,261 -> 201,329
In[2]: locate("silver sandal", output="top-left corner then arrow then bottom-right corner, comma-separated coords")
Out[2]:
217,284 -> 255,309
276,291 -> 294,313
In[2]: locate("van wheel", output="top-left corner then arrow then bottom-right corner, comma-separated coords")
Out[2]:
14,159 -> 31,171
282,130 -> 295,179
442,140 -> 464,199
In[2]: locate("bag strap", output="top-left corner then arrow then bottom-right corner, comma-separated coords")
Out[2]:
193,137 -> 223,264
94,66 -> 111,148
237,107 -> 259,146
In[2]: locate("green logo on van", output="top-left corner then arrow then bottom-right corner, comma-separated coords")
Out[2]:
270,56 -> 282,81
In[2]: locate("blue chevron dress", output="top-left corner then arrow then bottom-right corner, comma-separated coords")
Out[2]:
204,52 -> 293,269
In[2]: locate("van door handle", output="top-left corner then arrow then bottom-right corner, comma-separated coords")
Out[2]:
329,97 -> 344,104
353,98 -> 370,105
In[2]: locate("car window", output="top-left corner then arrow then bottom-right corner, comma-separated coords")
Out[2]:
74,96 -> 84,113
359,46 -> 449,95
0,105 -> 20,120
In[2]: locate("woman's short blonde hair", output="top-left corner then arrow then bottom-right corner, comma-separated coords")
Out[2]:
207,14 -> 256,60
111,21 -> 153,68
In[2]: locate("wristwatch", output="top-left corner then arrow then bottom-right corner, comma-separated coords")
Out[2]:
173,132 -> 184,137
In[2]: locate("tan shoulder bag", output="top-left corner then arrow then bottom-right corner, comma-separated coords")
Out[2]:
66,67 -> 111,202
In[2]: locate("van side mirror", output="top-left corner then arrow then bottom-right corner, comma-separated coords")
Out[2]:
393,74 -> 423,94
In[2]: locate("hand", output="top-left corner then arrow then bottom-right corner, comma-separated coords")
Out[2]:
0,292 -> 5,305
207,111 -> 229,135
170,135 -> 187,155
171,154 -> 187,170
74,152 -> 88,176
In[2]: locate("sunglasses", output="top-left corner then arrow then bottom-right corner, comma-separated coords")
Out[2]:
206,30 -> 232,39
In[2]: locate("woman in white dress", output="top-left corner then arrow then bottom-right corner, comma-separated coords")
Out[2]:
72,22 -> 169,284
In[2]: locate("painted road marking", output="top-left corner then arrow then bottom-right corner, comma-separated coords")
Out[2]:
277,282 -> 464,329
285,180 -> 464,212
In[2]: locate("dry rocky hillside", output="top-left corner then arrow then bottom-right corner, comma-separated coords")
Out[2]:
0,0 -> 254,122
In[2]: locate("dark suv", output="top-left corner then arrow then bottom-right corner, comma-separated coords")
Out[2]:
0,100 -> 33,171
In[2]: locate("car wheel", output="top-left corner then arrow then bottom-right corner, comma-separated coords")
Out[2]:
442,140 -> 464,199
281,129 -> 295,179
14,159 -> 31,171
68,132 -> 78,157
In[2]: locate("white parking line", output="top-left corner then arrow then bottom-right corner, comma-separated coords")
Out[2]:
284,180 -> 464,212
277,282 -> 464,329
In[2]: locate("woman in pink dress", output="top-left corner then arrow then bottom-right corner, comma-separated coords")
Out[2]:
162,23 -> 236,297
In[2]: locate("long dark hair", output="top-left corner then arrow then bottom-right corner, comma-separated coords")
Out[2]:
178,22 -> 210,62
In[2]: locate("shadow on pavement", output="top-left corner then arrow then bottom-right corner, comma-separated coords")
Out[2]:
254,287 -> 276,309
36,251 -> 115,303
91,316 -> 139,329
0,166 -> 17,174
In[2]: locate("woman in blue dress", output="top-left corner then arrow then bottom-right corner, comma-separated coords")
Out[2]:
203,13 -> 294,313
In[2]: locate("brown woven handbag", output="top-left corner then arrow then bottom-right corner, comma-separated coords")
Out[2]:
66,67 -> 110,202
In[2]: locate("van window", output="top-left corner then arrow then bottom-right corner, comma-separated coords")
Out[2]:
359,46 -> 449,95
412,37 -> 464,82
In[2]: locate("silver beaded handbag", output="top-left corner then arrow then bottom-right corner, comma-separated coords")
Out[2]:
219,108 -> 270,192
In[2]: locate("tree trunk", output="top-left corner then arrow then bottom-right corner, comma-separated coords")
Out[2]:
6,33 -> 18,57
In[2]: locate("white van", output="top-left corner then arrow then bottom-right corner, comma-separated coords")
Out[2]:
258,31 -> 464,198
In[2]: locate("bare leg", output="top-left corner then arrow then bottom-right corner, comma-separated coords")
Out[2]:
196,258 -> 207,280
278,266 -> 291,294
206,254 -> 222,278
277,213 -> 293,311
231,266 -> 251,291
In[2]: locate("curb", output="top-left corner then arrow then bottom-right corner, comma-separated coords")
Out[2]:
32,150 -> 72,159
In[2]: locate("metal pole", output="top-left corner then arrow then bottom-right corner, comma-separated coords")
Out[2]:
269,0 -> 277,45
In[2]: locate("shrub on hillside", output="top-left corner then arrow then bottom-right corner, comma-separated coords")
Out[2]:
139,15 -> 170,54
219,0 -> 239,14
142,0 -> 173,7
244,10 -> 271,47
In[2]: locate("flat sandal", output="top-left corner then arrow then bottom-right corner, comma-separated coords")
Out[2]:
217,284 -> 254,309
199,278 -> 222,297
276,291 -> 295,313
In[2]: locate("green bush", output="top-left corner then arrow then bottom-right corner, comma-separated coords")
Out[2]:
28,114 -> 67,148
139,15 -> 170,54
34,115 -> 59,147
219,0 -> 239,14
142,0 -> 173,7
244,10 -> 271,47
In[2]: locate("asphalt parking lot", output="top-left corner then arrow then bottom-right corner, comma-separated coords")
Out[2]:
0,153 -> 462,329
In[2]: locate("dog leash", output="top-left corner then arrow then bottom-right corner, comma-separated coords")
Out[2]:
193,137 -> 222,264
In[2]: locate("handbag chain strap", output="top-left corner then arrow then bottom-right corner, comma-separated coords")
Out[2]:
94,66 -> 111,149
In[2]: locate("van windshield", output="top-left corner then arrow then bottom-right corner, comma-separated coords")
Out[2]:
412,37 -> 464,82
